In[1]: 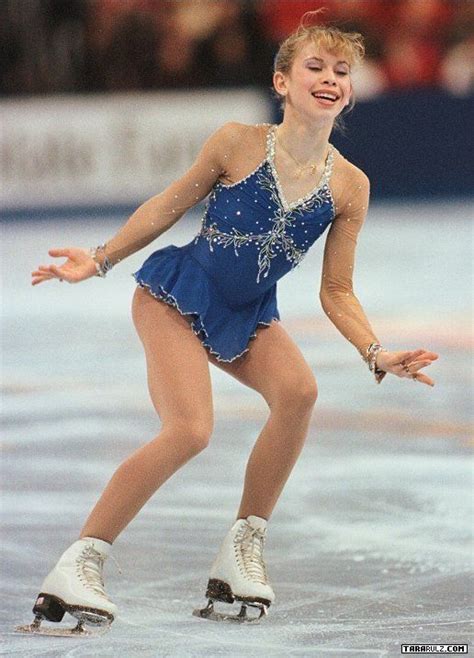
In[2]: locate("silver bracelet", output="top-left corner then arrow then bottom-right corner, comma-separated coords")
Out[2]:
89,243 -> 113,278
363,342 -> 388,384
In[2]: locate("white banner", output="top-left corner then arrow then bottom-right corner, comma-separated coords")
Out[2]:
1,90 -> 270,210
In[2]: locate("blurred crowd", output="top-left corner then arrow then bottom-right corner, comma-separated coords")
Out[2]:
1,0 -> 473,98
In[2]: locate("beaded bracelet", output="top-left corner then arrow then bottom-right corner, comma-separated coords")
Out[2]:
364,342 -> 388,384
89,243 -> 114,278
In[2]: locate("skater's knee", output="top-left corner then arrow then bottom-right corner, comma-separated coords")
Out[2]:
298,377 -> 318,408
185,420 -> 213,454
164,416 -> 214,455
271,374 -> 318,412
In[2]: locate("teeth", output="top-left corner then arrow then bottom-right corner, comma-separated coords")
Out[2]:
313,93 -> 338,101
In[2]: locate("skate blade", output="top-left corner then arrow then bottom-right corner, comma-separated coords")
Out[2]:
15,622 -> 94,637
15,616 -> 111,637
193,599 -> 267,624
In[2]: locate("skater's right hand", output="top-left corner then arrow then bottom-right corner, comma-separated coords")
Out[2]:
31,248 -> 98,286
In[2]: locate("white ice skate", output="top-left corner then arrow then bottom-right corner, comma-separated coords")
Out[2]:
193,515 -> 275,623
15,537 -> 118,637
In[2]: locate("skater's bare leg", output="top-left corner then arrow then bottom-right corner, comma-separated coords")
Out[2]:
80,287 -> 213,543
210,321 -> 317,520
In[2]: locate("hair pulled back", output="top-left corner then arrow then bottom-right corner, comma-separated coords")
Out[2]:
273,10 -> 366,128
274,11 -> 365,75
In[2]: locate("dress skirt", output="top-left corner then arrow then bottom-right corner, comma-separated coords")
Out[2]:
132,242 -> 280,362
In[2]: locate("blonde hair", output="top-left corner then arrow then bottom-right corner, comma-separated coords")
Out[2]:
273,11 -> 365,128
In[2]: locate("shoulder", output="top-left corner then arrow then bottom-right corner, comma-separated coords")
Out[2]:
331,151 -> 371,219
333,150 -> 370,193
201,122 -> 268,171
199,122 -> 258,158
211,121 -> 267,146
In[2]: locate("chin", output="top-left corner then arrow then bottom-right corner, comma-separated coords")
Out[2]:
304,108 -> 338,125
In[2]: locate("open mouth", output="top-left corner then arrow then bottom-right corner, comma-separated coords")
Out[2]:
311,92 -> 340,104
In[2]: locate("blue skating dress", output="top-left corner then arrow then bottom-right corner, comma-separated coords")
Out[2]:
133,125 -> 336,362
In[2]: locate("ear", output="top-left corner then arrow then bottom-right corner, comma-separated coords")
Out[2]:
273,71 -> 288,98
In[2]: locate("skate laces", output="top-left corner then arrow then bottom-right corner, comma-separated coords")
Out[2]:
234,525 -> 268,585
76,546 -> 122,599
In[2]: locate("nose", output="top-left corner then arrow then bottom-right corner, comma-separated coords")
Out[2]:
321,68 -> 337,85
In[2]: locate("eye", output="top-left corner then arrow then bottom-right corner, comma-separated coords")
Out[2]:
308,66 -> 322,71
336,71 -> 349,76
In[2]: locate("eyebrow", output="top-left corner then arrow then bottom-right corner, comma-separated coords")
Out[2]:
304,56 -> 350,67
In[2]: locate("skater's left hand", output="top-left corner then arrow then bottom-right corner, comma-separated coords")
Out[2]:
375,349 -> 439,387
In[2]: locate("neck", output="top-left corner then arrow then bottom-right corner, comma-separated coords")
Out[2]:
277,111 -> 333,163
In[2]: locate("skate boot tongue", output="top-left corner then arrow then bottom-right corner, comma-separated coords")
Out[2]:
246,516 -> 267,534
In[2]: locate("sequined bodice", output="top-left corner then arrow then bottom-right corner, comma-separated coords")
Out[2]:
189,125 -> 335,307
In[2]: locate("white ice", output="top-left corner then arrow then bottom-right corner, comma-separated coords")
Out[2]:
1,201 -> 472,657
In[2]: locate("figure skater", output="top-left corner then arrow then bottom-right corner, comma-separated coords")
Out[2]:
22,15 -> 438,633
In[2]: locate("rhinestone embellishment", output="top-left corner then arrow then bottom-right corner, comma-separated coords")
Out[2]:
195,125 -> 334,283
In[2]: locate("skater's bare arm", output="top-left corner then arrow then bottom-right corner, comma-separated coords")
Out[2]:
319,168 -> 379,357
96,123 -> 242,265
31,123 -> 239,285
320,165 -> 438,386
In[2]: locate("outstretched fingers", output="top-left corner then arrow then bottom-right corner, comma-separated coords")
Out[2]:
382,349 -> 439,387
403,351 -> 439,371
31,248 -> 71,285
402,351 -> 438,387
48,264 -> 64,278
413,371 -> 435,387
31,273 -> 55,285
31,265 -> 63,285
48,248 -> 71,258
407,359 -> 433,372
396,349 -> 439,367
408,350 -> 438,361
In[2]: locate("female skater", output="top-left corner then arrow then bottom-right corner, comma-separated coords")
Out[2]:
25,17 -> 438,631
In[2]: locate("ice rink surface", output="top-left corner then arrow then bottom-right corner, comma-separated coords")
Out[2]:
1,201 -> 472,657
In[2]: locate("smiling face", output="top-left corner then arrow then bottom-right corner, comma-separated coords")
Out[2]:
274,40 -> 354,123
